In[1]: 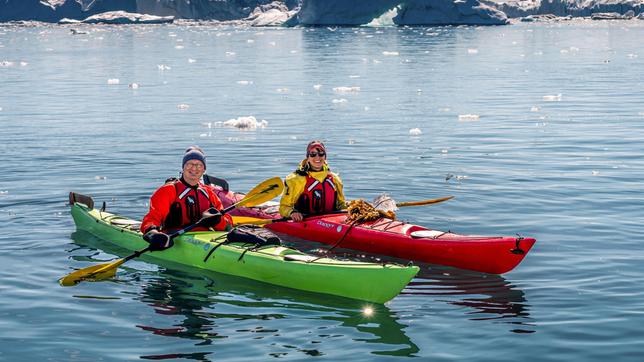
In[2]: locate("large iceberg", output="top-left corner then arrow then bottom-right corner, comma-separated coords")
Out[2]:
395,0 -> 508,25
290,0 -> 508,25
482,0 -> 644,18
0,0 -> 297,23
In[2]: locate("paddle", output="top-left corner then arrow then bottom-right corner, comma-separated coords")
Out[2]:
59,177 -> 284,286
395,196 -> 454,207
231,195 -> 454,226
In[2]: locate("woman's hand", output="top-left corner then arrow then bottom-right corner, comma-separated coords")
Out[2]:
290,212 -> 304,222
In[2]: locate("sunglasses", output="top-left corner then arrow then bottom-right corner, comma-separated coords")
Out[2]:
308,152 -> 326,158
185,162 -> 205,170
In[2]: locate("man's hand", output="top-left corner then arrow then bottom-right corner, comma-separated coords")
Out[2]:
143,230 -> 174,251
201,208 -> 222,227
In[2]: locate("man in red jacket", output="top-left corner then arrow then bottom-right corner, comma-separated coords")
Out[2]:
141,146 -> 232,250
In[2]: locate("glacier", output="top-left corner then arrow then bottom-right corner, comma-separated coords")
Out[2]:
0,0 -> 643,25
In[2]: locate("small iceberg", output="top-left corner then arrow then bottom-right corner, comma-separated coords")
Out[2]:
223,116 -> 268,130
409,128 -> 422,136
81,11 -> 174,25
246,2 -> 296,27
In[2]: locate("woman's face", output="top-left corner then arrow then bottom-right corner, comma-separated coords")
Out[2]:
307,149 -> 326,171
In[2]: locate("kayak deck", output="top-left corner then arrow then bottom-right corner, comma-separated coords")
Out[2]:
69,203 -> 418,303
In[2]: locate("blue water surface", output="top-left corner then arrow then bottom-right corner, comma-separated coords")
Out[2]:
1,21 -> 643,361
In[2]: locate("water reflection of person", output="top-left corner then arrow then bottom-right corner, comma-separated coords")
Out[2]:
406,264 -> 534,333
135,267 -> 419,359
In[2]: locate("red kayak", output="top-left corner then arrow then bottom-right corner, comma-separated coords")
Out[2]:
263,213 -> 535,274
204,176 -> 535,274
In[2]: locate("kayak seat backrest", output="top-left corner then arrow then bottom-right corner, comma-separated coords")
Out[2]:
69,192 -> 94,209
203,174 -> 229,192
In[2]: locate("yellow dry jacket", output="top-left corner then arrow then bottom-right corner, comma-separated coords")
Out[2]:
279,161 -> 346,218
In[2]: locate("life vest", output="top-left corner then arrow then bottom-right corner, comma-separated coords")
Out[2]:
295,174 -> 338,215
163,179 -> 214,230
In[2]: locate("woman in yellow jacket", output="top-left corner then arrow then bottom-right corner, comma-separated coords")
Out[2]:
280,141 -> 346,221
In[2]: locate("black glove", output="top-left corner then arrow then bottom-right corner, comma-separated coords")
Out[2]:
201,208 -> 222,228
143,231 -> 174,251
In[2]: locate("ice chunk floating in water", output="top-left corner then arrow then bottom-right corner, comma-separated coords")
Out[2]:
107,78 -> 120,85
333,86 -> 360,93
458,114 -> 479,121
543,94 -> 562,101
223,116 -> 268,130
409,128 -> 422,135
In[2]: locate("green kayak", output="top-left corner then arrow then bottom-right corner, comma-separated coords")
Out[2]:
69,201 -> 418,304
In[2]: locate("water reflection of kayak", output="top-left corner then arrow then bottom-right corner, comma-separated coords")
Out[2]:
275,236 -> 535,333
405,264 -> 534,333
66,252 -> 420,358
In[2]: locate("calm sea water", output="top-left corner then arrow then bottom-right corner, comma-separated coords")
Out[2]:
1,21 -> 643,361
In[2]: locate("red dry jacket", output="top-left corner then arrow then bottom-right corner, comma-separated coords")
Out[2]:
141,178 -> 231,233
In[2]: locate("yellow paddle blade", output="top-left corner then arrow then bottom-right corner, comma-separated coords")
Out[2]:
396,196 -> 454,207
234,177 -> 284,208
231,215 -> 275,226
59,258 -> 125,286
